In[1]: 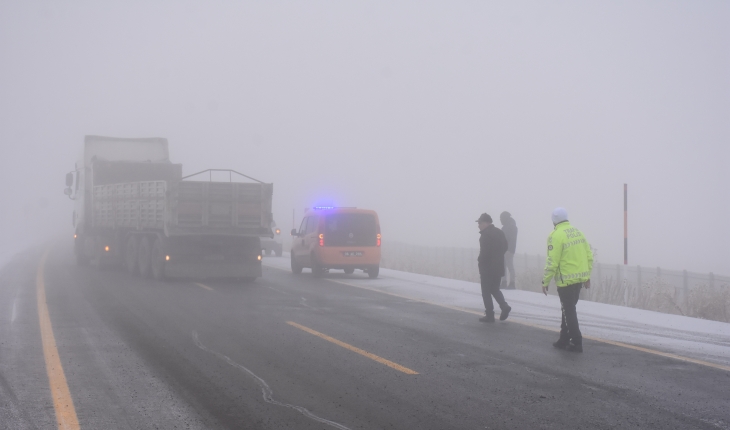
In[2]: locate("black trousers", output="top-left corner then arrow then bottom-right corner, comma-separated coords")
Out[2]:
480,273 -> 509,314
557,283 -> 583,345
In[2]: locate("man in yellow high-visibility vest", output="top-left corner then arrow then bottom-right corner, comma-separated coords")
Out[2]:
542,207 -> 593,353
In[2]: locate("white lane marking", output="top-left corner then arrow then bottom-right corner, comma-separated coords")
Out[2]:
192,331 -> 351,430
10,287 -> 22,324
194,283 -> 213,291
264,285 -> 288,294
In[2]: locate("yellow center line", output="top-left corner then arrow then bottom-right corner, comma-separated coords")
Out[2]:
326,279 -> 730,373
286,321 -> 418,375
195,283 -> 214,291
37,250 -> 80,430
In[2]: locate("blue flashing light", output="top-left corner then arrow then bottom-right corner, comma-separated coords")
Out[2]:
313,206 -> 335,210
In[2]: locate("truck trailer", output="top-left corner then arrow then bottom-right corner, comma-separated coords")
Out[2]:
65,135 -> 273,281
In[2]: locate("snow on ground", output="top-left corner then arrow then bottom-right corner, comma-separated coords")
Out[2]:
264,253 -> 730,368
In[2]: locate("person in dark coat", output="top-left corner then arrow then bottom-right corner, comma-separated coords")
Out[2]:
476,213 -> 512,322
500,211 -> 518,289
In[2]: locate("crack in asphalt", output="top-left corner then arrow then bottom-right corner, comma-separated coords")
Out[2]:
192,331 -> 352,430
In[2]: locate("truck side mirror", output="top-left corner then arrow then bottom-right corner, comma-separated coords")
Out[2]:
290,229 -> 298,237
65,172 -> 74,187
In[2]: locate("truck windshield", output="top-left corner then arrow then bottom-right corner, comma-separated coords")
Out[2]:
324,213 -> 377,246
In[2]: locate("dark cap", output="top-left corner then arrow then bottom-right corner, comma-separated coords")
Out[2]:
476,213 -> 492,223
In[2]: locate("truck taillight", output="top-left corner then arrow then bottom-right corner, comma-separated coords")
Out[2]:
319,233 -> 324,246
377,234 -> 381,247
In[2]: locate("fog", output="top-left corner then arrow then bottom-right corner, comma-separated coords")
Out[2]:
0,1 -> 727,274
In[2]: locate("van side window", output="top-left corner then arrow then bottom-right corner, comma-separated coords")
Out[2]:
299,217 -> 308,235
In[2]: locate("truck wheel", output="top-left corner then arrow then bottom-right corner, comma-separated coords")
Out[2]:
137,236 -> 152,278
125,236 -> 138,274
344,268 -> 355,275
367,265 -> 379,279
151,237 -> 166,280
291,254 -> 302,275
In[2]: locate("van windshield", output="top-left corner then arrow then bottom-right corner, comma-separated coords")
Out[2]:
324,213 -> 377,246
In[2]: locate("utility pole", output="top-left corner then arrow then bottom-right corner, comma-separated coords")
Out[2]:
623,184 -> 629,306
623,183 -> 628,284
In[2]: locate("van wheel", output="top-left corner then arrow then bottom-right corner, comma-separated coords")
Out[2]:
291,254 -> 302,275
367,265 -> 379,279
344,268 -> 355,274
137,236 -> 152,278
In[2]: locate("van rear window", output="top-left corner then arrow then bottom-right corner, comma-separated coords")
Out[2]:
324,213 -> 377,246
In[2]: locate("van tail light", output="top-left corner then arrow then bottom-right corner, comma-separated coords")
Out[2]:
376,234 -> 381,247
319,233 -> 324,246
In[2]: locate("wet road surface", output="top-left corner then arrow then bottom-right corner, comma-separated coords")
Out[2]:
1,244 -> 728,429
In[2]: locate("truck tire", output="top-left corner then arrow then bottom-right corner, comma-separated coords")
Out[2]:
344,268 -> 355,274
137,236 -> 152,278
367,265 -> 379,279
151,237 -> 166,280
124,236 -> 138,274
291,254 -> 302,274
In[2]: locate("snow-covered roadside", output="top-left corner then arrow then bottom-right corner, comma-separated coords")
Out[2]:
263,253 -> 730,368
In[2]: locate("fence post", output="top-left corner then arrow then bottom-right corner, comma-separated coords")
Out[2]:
597,262 -> 602,288
637,265 -> 642,287
683,269 -> 689,312
709,272 -> 714,289
524,252 -> 528,272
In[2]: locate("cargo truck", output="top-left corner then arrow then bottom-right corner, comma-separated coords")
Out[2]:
64,135 -> 273,281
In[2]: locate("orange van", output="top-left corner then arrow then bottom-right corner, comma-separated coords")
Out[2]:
290,207 -> 381,278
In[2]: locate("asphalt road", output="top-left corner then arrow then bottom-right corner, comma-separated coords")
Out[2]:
1,243 -> 729,430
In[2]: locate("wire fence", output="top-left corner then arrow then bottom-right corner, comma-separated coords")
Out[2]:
380,242 -> 730,323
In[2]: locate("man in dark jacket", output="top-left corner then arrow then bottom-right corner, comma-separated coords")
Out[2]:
476,213 -> 512,322
500,211 -> 518,289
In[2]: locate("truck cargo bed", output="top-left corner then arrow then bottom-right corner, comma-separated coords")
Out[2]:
93,180 -> 273,237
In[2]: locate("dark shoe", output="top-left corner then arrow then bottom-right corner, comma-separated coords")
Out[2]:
499,306 -> 511,321
479,313 -> 495,323
566,342 -> 583,353
553,340 -> 568,350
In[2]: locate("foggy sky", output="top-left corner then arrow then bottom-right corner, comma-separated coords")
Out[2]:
1,1 -> 728,274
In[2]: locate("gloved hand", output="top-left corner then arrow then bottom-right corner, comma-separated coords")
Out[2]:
542,285 -> 548,296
